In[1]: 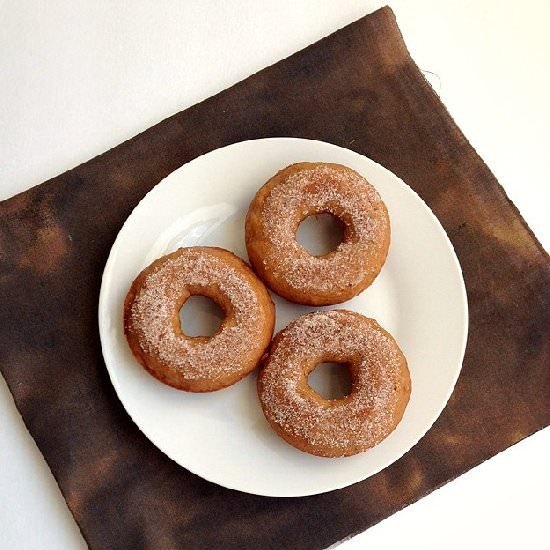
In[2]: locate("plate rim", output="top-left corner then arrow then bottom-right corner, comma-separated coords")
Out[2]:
98,137 -> 469,496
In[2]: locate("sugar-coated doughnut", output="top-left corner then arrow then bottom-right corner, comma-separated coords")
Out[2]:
124,246 -> 275,392
245,162 -> 390,306
257,310 -> 410,457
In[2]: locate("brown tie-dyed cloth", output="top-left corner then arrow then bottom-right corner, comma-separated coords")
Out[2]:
0,7 -> 548,550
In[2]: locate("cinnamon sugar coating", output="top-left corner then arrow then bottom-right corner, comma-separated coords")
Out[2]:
245,163 -> 390,305
124,247 -> 275,392
258,310 -> 410,457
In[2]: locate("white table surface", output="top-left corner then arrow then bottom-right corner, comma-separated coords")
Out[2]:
1,1 -> 548,548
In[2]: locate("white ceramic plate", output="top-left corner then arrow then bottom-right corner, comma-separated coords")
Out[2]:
98,138 -> 468,497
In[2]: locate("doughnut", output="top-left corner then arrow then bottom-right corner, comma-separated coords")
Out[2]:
245,162 -> 390,306
124,246 -> 275,392
257,310 -> 410,457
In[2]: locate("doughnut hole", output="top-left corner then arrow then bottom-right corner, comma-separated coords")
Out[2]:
307,361 -> 353,400
296,213 -> 345,256
179,294 -> 226,338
